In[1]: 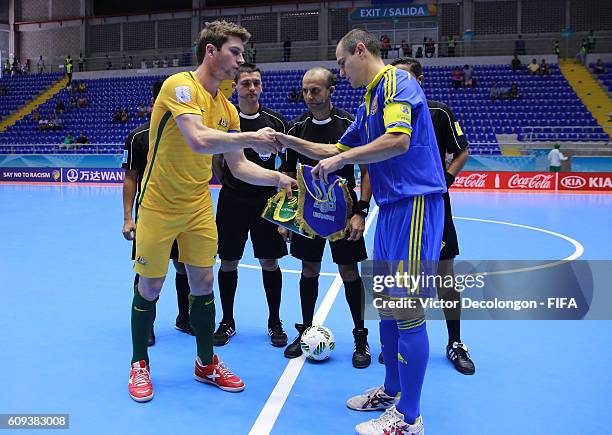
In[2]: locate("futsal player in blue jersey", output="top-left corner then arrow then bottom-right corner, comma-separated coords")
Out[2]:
275,28 -> 446,434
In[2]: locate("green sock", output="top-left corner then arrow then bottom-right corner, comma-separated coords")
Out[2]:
189,294 -> 215,365
131,291 -> 157,364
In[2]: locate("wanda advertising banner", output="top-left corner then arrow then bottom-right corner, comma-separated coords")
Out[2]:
452,171 -> 612,193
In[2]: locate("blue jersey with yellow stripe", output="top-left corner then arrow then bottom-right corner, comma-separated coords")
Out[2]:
337,65 -> 446,205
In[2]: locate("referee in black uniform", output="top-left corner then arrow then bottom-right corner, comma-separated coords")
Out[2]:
280,67 -> 373,368
211,63 -> 289,347
389,57 -> 474,374
121,80 -> 192,346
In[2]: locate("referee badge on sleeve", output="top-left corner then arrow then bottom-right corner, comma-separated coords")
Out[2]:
175,86 -> 192,103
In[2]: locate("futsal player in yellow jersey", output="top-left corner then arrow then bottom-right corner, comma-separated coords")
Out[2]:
128,20 -> 294,402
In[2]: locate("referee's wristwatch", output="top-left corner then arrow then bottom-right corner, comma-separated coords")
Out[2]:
353,200 -> 370,218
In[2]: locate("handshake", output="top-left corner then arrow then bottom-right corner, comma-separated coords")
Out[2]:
248,127 -> 294,156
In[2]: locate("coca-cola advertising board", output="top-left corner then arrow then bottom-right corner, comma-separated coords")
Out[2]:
452,172 -> 612,192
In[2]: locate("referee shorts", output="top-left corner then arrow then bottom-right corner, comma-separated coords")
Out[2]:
440,192 -> 459,261
134,203 -> 217,278
216,187 -> 288,261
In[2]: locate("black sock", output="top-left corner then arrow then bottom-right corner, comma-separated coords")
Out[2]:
218,269 -> 238,325
344,277 -> 365,330
300,275 -> 319,327
437,282 -> 461,344
262,267 -> 282,325
175,272 -> 190,321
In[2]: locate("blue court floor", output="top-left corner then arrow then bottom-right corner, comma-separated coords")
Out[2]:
1,185 -> 611,434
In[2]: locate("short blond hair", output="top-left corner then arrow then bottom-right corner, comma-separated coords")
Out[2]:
196,20 -> 251,65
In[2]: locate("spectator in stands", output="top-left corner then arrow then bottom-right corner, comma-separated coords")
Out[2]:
162,56 -> 169,68
75,132 -> 89,144
37,117 -> 49,131
594,59 -> 605,74
539,59 -> 551,76
152,57 -> 160,68
490,83 -> 502,100
122,54 -> 127,70
514,34 -> 525,55
587,30 -> 596,53
50,113 -> 63,130
451,66 -> 463,89
509,83 -> 519,99
415,46 -> 423,58
128,56 -> 133,69
37,55 -> 45,74
12,58 -> 20,76
78,81 -> 87,93
425,38 -> 435,58
288,89 -> 299,103
400,40 -> 412,57
283,37 -> 292,62
246,42 -> 256,64
113,108 -> 123,123
528,58 -> 540,75
576,41 -> 587,66
63,132 -> 74,145
511,54 -> 521,71
77,95 -> 88,108
120,109 -> 128,124
106,55 -> 112,70
31,109 -> 41,122
172,55 -> 179,67
78,53 -> 85,72
55,100 -> 65,114
140,58 -> 148,69
70,96 -> 77,108
463,64 -> 474,87
3,59 -> 11,75
553,40 -> 560,56
137,103 -> 146,118
447,35 -> 456,57
548,144 -> 567,172
380,35 -> 391,59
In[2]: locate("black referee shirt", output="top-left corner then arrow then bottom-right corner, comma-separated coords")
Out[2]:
121,122 -> 150,192
427,100 -> 468,171
282,106 -> 357,189
221,105 -> 287,196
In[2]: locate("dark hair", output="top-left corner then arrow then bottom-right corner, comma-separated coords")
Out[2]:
390,57 -> 422,78
234,63 -> 261,82
152,80 -> 164,99
338,28 -> 381,57
196,20 -> 251,65
304,67 -> 336,88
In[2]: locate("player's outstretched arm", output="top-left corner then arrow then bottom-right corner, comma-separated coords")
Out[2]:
175,113 -> 281,156
313,132 -> 410,182
275,132 -> 341,159
224,150 -> 296,196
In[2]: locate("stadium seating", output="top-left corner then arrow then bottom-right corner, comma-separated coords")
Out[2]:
0,72 -> 62,122
0,63 -> 607,156
590,61 -> 612,94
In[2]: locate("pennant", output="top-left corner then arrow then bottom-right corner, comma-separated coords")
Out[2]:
261,189 -> 315,239
297,164 -> 353,242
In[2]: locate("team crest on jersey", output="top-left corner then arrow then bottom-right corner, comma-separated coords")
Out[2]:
218,118 -> 229,128
175,86 -> 192,103
370,98 -> 378,115
137,257 -> 148,265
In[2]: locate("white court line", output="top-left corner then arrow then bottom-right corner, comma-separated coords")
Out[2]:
454,216 -> 584,275
248,206 -> 379,435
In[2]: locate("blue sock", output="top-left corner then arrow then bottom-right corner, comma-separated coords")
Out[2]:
396,321 -> 429,424
379,319 -> 400,396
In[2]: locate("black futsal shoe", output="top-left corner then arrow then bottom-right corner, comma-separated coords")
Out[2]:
447,341 -> 476,375
284,324 -> 306,358
213,321 -> 236,346
268,321 -> 288,347
352,328 -> 371,368
175,316 -> 194,335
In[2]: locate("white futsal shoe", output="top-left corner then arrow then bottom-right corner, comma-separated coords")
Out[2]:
355,405 -> 424,435
347,385 -> 399,411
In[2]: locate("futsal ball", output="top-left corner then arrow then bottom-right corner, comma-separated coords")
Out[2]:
300,325 -> 335,361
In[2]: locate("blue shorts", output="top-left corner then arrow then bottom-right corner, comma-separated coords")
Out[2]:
373,194 -> 444,299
